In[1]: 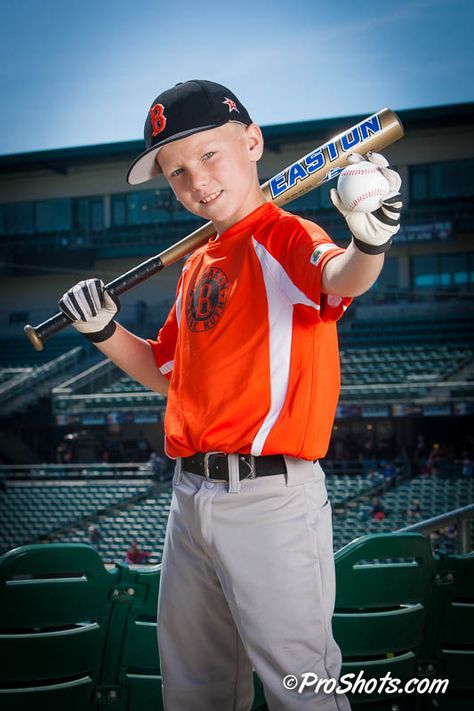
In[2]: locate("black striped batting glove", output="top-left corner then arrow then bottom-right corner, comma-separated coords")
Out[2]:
59,278 -> 120,343
330,151 -> 403,255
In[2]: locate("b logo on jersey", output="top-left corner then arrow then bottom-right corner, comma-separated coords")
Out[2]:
186,267 -> 230,332
149,103 -> 167,137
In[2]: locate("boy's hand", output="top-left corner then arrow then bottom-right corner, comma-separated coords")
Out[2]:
330,152 -> 403,254
59,278 -> 120,342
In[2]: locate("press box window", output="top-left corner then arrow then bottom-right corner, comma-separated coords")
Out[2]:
127,190 -> 172,225
112,190 -> 172,226
112,195 -> 127,227
410,158 -> 474,203
373,256 -> 399,291
4,202 -> 35,235
35,198 -> 72,233
283,180 -> 333,213
73,198 -> 104,233
411,253 -> 474,291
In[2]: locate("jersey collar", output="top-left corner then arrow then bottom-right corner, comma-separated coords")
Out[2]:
208,201 -> 277,248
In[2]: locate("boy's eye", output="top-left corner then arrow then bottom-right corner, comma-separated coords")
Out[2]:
202,151 -> 215,161
171,167 -> 184,178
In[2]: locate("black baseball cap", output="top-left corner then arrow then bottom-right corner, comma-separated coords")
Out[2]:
126,79 -> 253,185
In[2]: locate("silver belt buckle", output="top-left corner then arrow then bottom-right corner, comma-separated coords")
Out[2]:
203,451 -> 227,482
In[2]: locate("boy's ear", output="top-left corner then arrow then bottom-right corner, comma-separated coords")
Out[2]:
245,123 -> 264,161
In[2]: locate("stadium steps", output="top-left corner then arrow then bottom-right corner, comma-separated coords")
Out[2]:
1,535 -> 472,709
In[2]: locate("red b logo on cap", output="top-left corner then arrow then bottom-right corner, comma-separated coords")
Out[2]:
150,103 -> 167,137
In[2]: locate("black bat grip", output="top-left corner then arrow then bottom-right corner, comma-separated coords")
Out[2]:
24,255 -> 165,351
105,255 -> 164,297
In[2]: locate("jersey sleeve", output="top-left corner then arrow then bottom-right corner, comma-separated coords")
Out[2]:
264,213 -> 352,323
147,270 -> 185,380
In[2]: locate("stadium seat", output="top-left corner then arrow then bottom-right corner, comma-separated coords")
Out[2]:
101,562 -> 164,710
333,532 -> 435,709
421,552 -> 474,710
0,543 -> 117,710
0,544 -> 267,710
104,562 -> 266,710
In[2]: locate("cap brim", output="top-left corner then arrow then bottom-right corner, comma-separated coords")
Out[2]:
126,121 -> 229,185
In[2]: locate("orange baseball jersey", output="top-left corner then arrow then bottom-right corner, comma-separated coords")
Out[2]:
149,202 -> 352,460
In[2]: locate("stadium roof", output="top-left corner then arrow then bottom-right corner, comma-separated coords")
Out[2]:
0,102 -> 472,175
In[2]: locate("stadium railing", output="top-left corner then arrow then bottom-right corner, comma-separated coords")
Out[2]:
0,462 -> 155,481
1,346 -> 85,416
397,503 -> 474,554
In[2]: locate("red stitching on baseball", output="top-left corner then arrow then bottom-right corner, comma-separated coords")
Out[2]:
342,167 -> 379,176
350,188 -> 386,209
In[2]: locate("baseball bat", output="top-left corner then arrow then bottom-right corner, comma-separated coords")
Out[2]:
24,107 -> 403,351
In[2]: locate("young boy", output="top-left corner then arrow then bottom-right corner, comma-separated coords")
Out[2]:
59,80 -> 402,710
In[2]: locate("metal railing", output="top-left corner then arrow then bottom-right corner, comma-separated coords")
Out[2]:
0,462 -> 154,481
0,347 -> 85,415
397,503 -> 474,554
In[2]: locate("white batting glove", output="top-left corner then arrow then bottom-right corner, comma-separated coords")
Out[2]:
59,278 -> 120,342
330,152 -> 403,254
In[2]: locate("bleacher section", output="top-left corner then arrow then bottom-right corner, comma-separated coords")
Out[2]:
340,316 -> 474,348
6,314 -> 470,440
333,475 -> 474,553
102,374 -> 151,393
0,480 -> 151,555
2,466 -> 471,566
337,317 -> 474,404
0,468 -> 376,564
51,359 -> 166,420
325,472 -> 374,506
0,333 -> 85,367
341,345 -> 472,386
57,488 -> 172,564
45,317 -> 474,422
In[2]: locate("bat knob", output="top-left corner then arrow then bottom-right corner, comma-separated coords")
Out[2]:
24,324 -> 44,352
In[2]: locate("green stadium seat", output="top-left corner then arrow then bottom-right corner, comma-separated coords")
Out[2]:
333,533 -> 435,708
0,543 -> 117,710
421,552 -> 474,709
100,563 -> 164,710
0,534 -> 471,710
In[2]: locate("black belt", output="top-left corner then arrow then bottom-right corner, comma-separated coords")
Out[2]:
182,452 -> 286,482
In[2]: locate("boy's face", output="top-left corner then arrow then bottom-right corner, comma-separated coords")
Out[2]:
157,122 -> 265,234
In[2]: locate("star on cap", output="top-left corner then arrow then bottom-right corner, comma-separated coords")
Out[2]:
222,97 -> 239,113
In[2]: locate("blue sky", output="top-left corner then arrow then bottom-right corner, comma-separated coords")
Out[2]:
1,0 -> 473,156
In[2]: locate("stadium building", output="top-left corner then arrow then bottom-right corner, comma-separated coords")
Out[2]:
0,103 -> 473,709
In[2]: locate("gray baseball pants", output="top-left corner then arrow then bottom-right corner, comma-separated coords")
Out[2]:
157,455 -> 351,711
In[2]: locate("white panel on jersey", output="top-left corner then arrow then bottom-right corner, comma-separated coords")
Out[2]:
175,283 -> 183,329
250,238 -> 320,456
175,261 -> 190,329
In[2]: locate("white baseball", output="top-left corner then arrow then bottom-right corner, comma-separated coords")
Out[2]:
337,161 -> 390,212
